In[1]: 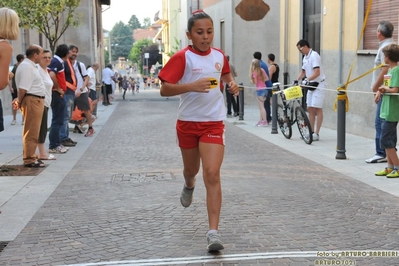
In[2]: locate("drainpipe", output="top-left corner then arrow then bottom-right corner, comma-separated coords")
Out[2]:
283,0 -> 289,85
338,0 -> 343,84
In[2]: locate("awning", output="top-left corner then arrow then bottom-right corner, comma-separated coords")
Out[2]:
152,23 -> 167,43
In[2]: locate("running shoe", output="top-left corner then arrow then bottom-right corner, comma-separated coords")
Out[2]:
180,184 -> 195,208
206,232 -> 224,251
375,167 -> 393,176
386,169 -> 399,178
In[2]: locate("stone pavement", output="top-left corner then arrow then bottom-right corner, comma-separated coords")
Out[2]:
0,88 -> 399,265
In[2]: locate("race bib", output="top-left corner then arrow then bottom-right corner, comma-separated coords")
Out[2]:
384,75 -> 391,87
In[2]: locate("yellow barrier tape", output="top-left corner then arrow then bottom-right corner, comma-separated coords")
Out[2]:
335,0 -> 373,112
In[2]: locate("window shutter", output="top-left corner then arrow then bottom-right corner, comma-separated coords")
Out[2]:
363,0 -> 398,50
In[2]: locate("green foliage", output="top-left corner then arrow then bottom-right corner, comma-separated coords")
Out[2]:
128,39 -> 161,74
167,37 -> 180,57
0,0 -> 81,53
127,15 -> 141,31
110,21 -> 134,61
142,17 -> 152,28
104,49 -> 109,65
128,39 -> 152,72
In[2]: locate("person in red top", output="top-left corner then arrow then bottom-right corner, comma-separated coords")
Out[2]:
158,10 -> 238,252
48,44 -> 69,154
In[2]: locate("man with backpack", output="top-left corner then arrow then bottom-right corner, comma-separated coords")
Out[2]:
69,46 -> 95,137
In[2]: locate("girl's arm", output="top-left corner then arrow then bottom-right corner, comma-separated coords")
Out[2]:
160,78 -> 212,97
0,43 -> 12,90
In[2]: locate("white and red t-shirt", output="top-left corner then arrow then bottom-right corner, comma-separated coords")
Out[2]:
158,46 -> 230,122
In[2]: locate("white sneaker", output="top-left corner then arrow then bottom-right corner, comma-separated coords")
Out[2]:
365,155 -> 387,163
11,119 -> 16,125
312,133 -> 319,141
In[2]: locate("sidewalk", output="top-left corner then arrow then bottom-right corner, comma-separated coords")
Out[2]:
224,106 -> 399,198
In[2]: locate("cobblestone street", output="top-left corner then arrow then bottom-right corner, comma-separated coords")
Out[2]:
0,90 -> 399,265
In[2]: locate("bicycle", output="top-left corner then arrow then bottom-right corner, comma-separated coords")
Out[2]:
273,82 -> 313,144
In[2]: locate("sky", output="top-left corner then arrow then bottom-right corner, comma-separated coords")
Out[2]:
102,0 -> 162,31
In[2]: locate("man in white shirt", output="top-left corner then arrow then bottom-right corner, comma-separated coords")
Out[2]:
13,45 -> 46,167
87,62 -> 99,116
102,64 -> 116,105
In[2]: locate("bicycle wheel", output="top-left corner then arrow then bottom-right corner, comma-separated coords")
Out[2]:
295,106 -> 313,144
277,104 -> 292,139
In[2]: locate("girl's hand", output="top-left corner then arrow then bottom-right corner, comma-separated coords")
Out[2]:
227,81 -> 239,96
192,78 -> 211,93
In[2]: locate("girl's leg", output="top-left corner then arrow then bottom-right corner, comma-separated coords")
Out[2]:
180,148 -> 201,188
386,148 -> 398,166
257,99 -> 266,121
198,142 -> 224,230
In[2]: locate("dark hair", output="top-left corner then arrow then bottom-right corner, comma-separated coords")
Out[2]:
378,21 -> 394,38
107,63 -> 113,69
253,51 -> 262,60
296,39 -> 310,48
55,44 -> 70,58
268,53 -> 275,61
69,44 -> 79,52
43,49 -> 51,54
382,43 -> 399,63
25,45 -> 41,58
187,10 -> 213,32
16,54 -> 24,62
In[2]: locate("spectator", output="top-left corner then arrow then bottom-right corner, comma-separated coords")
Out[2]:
366,21 -> 394,163
122,76 -> 129,99
9,54 -> 25,125
295,39 -> 326,141
101,64 -> 116,105
253,51 -> 273,123
48,44 -> 69,154
86,62 -> 99,117
60,45 -> 79,147
225,55 -> 238,117
36,49 -> 55,161
0,7 -> 20,133
13,45 -> 46,167
374,43 -> 399,177
249,59 -> 268,127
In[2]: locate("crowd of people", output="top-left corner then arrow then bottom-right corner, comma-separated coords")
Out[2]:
0,7 -> 101,168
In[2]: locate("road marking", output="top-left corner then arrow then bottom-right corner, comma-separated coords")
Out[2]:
65,251 -> 317,265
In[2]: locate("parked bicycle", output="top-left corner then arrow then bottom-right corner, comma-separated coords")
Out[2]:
273,82 -> 313,144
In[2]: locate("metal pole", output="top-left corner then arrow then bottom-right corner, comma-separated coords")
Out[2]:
336,87 -> 347,159
271,87 -> 278,134
146,58 -> 148,75
238,82 -> 244,120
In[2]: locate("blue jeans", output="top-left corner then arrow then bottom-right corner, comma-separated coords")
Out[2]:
375,99 -> 386,157
60,93 -> 74,142
49,92 -> 65,149
263,88 -> 272,122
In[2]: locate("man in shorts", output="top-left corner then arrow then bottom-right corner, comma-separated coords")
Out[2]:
296,39 -> 326,141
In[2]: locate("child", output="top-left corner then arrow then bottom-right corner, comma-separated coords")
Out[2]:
249,59 -> 268,126
158,10 -> 238,252
374,43 -> 399,178
121,76 -> 129,99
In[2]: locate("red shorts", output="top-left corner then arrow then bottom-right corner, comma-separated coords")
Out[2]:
176,120 -> 225,149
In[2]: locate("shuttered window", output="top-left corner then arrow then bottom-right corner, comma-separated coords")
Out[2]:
363,0 -> 399,50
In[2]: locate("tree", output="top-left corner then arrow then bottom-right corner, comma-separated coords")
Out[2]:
110,21 -> 134,61
128,39 -> 152,73
0,0 -> 81,53
142,17 -> 152,28
127,15 -> 141,31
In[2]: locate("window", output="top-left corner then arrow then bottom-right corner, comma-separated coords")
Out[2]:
363,0 -> 399,50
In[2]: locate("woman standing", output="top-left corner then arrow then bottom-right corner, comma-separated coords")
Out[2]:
249,59 -> 269,127
0,7 -> 19,132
